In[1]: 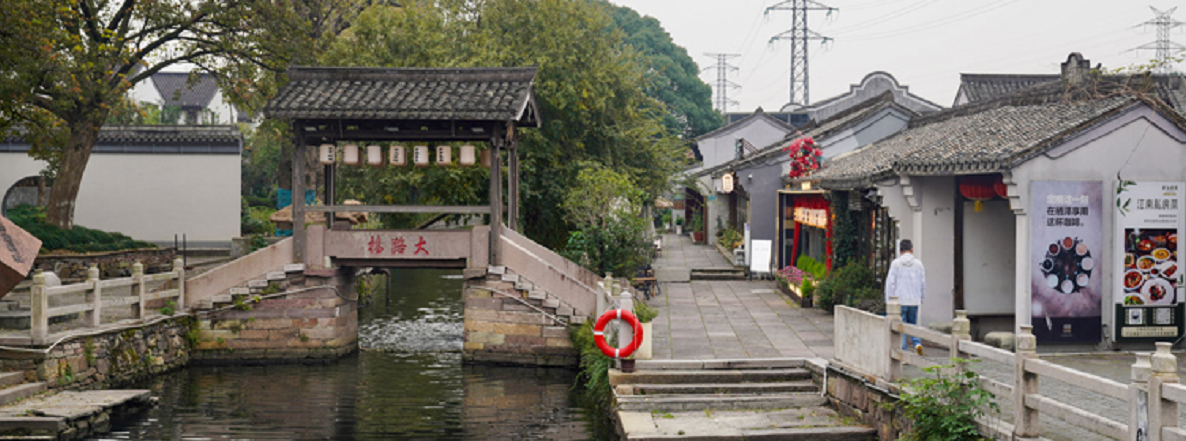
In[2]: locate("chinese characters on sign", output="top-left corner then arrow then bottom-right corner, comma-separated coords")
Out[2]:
1114,181 -> 1185,342
1031,181 -> 1104,344
366,235 -> 430,257
1045,194 -> 1090,227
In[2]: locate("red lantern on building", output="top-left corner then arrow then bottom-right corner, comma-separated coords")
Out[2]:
993,176 -> 1008,199
959,175 -> 997,212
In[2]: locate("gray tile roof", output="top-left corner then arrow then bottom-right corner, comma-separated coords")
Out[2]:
1,126 -> 241,154
263,66 -> 539,123
806,93 -> 1137,189
152,72 -> 220,109
956,74 -> 1059,104
697,107 -> 797,141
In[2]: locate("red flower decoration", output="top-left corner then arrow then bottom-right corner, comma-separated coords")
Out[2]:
782,136 -> 821,179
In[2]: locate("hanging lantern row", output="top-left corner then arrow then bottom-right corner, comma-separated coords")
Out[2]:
318,144 -> 485,168
959,175 -> 1007,212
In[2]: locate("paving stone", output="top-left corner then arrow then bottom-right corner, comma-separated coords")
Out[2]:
266,272 -> 287,281
229,287 -> 250,295
488,265 -> 506,275
247,279 -> 269,288
283,263 -> 306,273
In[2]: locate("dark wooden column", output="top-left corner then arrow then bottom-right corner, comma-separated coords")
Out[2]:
324,163 -> 335,226
292,128 -> 306,263
508,133 -> 520,231
489,136 -> 503,265
953,186 -> 965,311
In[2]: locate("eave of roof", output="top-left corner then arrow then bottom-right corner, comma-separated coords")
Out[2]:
695,108 -> 796,142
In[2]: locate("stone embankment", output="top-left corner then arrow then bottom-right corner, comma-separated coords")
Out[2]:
462,265 -> 584,367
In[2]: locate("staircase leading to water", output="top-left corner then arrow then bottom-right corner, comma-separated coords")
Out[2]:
612,359 -> 877,440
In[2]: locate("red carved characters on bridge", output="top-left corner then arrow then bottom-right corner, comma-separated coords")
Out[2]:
415,236 -> 429,255
367,236 -> 384,255
391,237 -> 407,255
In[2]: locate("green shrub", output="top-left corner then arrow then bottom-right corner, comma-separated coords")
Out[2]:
815,264 -> 881,312
160,300 -> 177,316
634,300 -> 659,323
795,256 -> 827,280
801,278 -> 815,299
719,228 -> 743,250
7,205 -> 156,253
571,321 -> 614,408
891,359 -> 999,441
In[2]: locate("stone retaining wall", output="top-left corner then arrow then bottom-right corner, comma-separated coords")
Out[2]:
32,248 -> 177,283
462,277 -> 578,367
0,317 -> 191,390
825,364 -> 908,441
191,270 -> 358,365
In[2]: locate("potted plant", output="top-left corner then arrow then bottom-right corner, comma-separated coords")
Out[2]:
674,217 -> 683,235
633,300 -> 659,360
690,213 -> 705,243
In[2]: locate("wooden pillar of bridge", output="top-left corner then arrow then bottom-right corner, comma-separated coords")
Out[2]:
508,128 -> 520,232
489,133 -> 504,266
292,126 -> 307,264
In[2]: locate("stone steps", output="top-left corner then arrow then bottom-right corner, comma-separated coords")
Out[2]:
0,372 -> 26,390
201,263 -> 307,310
486,265 -> 587,325
626,381 -> 817,395
617,392 -> 827,411
0,382 -> 47,407
612,368 -> 812,385
690,268 -> 747,281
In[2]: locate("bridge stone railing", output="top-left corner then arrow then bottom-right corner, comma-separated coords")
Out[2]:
500,227 -> 599,317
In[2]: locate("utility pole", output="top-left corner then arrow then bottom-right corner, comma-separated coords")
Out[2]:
703,53 -> 740,113
1132,6 -> 1185,74
766,0 -> 836,108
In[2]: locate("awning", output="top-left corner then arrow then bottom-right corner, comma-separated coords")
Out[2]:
0,216 -> 41,299
654,198 -> 675,209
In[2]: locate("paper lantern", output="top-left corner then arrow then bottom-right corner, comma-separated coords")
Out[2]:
436,146 -> 452,166
721,173 -> 734,193
413,145 -> 430,168
459,145 -> 476,167
959,175 -> 996,212
366,145 -> 382,168
388,145 -> 406,167
993,175 -> 1008,199
481,149 -> 492,168
318,144 -> 336,165
342,144 -> 360,166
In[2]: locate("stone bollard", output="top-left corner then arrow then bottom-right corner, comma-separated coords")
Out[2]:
1014,325 -> 1039,438
1149,342 -> 1179,441
886,296 -> 902,381
1131,352 -> 1152,441
30,272 -> 47,345
88,265 -> 102,327
133,261 -> 146,320
173,257 -> 185,313
952,310 -> 971,363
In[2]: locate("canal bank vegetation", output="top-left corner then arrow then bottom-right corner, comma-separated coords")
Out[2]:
886,360 -> 999,441
7,205 -> 155,253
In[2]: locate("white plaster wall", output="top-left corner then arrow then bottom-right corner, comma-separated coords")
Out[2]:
963,199 -> 1016,315
0,151 -> 239,246
834,306 -> 888,378
127,80 -> 162,106
207,90 -> 238,124
915,176 -> 956,327
820,108 -> 912,160
1011,106 -> 1186,341
698,118 -> 792,169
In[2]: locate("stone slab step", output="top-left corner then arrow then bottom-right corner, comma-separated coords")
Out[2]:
611,368 -> 811,386
636,358 -> 808,371
0,382 -> 47,407
617,392 -> 828,412
619,408 -> 876,441
0,372 -> 25,390
626,381 -> 817,396
689,271 -> 746,281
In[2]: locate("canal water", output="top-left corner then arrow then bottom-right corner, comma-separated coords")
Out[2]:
93,269 -> 601,440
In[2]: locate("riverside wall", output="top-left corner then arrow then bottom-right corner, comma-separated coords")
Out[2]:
462,276 -> 578,367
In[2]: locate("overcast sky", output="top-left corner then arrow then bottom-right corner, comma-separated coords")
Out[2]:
610,0 -> 1184,111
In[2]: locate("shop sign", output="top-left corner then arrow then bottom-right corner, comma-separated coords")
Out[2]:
1030,181 -> 1103,343
721,173 -> 734,194
1114,181 -> 1184,341
794,207 -> 827,229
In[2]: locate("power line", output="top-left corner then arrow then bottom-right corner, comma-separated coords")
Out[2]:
703,53 -> 741,112
1130,6 -> 1186,74
765,0 -> 837,108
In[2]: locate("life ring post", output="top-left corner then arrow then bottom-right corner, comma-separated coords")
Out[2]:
593,309 -> 645,361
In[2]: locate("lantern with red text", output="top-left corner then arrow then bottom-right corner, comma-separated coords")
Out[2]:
959,176 -> 997,212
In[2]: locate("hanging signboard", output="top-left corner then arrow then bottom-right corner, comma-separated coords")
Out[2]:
1114,181 -> 1185,342
721,173 -> 734,194
794,207 -> 827,229
1030,181 -> 1103,343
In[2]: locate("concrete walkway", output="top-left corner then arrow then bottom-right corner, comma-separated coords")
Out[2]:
647,234 -> 834,360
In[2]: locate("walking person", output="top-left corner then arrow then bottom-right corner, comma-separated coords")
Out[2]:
885,239 -> 925,355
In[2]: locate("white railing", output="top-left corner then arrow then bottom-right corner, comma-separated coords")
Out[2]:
837,298 -> 1186,441
26,258 -> 186,345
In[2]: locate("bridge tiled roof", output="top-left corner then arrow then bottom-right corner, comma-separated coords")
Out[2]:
264,66 -> 539,125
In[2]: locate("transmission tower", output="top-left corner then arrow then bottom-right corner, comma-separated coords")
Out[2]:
1132,6 -> 1186,74
766,0 -> 836,107
704,53 -> 741,112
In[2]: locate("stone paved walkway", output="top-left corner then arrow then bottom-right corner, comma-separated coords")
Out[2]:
647,234 -> 834,360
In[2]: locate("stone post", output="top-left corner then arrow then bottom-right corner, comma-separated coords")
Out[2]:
619,280 -> 634,353
886,296 -> 902,381
1149,342 -> 1179,441
30,272 -> 47,345
952,309 -> 971,362
1130,352 -> 1152,441
173,257 -> 185,313
1014,325 -> 1039,438
133,261 -> 146,320
87,266 -> 102,327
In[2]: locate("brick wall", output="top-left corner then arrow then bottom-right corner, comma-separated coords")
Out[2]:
191,270 -> 358,364
462,276 -> 577,367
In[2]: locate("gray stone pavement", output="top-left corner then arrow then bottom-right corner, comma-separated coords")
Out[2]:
647,234 -> 834,360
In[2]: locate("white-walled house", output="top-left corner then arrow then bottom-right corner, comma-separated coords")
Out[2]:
0,126 -> 243,247
128,71 -> 250,125
807,54 -> 1186,347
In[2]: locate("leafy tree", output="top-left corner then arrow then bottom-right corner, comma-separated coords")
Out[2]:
602,2 -> 722,138
560,165 -> 651,277
322,1 -> 689,247
0,0 -> 314,229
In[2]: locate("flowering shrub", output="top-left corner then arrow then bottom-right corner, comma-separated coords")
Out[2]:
775,265 -> 812,287
782,136 -> 822,179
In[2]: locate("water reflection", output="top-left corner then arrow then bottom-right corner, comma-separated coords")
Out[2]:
93,269 -> 594,440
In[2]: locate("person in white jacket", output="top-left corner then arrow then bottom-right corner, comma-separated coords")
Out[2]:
885,239 -> 925,355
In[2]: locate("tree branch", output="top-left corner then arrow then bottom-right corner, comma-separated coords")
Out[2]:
106,0 -> 137,34
128,11 -> 210,63
127,49 -> 219,84
76,0 -> 105,43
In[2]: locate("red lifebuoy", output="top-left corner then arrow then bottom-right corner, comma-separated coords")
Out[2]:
593,309 -> 644,359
